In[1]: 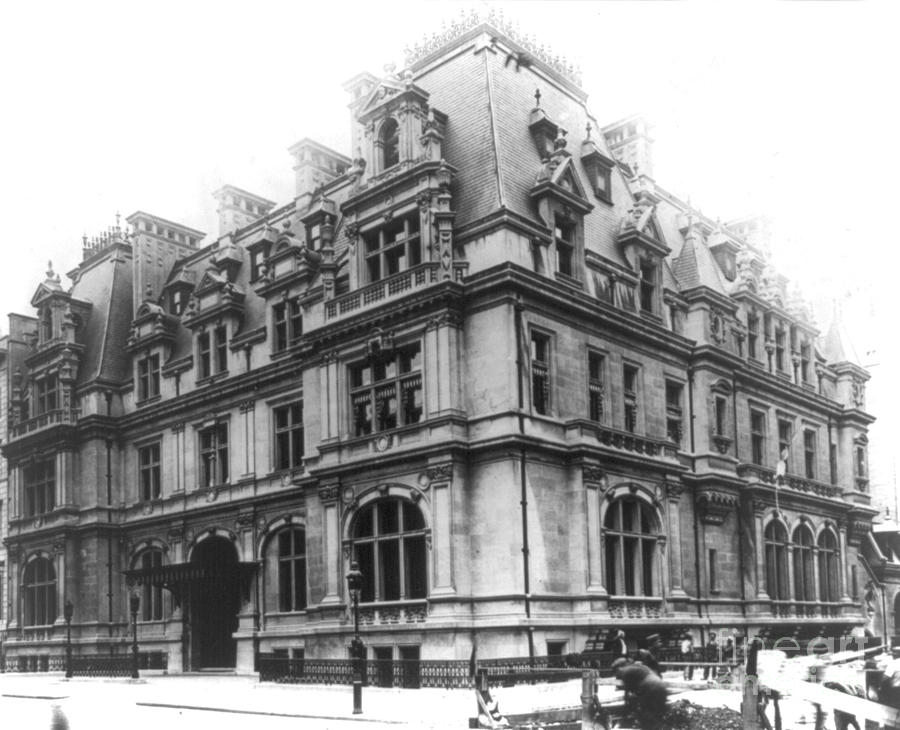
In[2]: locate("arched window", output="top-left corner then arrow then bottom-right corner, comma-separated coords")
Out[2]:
138,549 -> 165,621
352,498 -> 427,602
792,525 -> 815,602
764,521 -> 789,600
23,557 -> 56,626
379,118 -> 400,170
277,528 -> 307,612
817,529 -> 840,603
603,497 -> 659,596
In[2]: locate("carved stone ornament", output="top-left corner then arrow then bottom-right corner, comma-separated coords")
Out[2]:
696,490 -> 738,525
425,463 -> 453,483
167,528 -> 184,543
318,485 -> 340,503
235,514 -> 255,532
665,481 -> 685,500
583,465 -> 606,484
205,487 -> 218,503
52,539 -> 66,555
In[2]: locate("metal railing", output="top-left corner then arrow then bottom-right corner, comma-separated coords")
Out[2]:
12,408 -> 81,438
3,651 -> 168,676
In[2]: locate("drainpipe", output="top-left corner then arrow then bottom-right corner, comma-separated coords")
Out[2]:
687,367 -> 703,619
733,383 -> 747,615
513,297 -> 534,661
104,390 -> 114,643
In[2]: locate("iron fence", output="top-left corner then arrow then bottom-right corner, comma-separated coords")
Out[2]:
3,651 -> 168,676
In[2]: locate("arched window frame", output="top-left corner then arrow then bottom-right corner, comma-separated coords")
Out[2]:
792,523 -> 815,602
22,554 -> 57,627
347,493 -> 429,603
132,547 -> 166,622
764,518 -> 789,601
377,117 -> 400,172
600,491 -> 662,598
816,526 -> 840,603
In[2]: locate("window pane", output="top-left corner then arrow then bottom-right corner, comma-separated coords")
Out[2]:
355,507 -> 374,538
405,535 -> 427,599
380,539 -> 400,600
278,560 -> 291,612
605,536 -> 618,594
378,501 -> 400,535
293,557 -> 307,610
402,502 -> 425,531
356,542 -> 375,602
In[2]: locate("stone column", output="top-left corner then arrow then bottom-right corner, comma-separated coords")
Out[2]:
7,547 -> 19,630
839,522 -> 851,602
424,321 -> 439,418
171,423 -> 185,493
240,401 -> 255,477
812,547 -> 821,608
786,545 -> 795,607
234,513 -> 258,672
583,467 -> 605,594
429,464 -> 455,596
319,485 -> 342,605
53,539 -> 66,626
666,481 -> 687,597
754,504 -> 769,599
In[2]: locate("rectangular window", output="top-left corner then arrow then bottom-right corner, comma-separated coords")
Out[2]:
803,430 -> 816,479
639,259 -> 656,314
830,443 -> 838,484
23,459 -> 55,516
250,249 -> 266,282
198,326 -> 228,379
665,380 -> 683,445
624,365 -> 639,433
588,351 -> 604,422
350,343 -> 423,436
530,333 -> 550,415
35,374 -> 59,415
137,354 -> 160,401
708,549 -> 718,592
362,213 -> 421,284
750,410 -> 766,466
141,550 -> 164,621
139,443 -> 161,501
171,289 -> 186,316
851,565 -> 859,601
856,446 -> 867,477
778,419 -> 792,463
274,402 -> 304,471
714,396 -> 728,437
199,422 -> 229,487
747,314 -> 759,360
273,300 -> 303,352
554,217 -> 575,277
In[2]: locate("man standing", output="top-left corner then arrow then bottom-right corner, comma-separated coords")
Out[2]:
703,632 -> 719,680
636,633 -> 663,676
680,632 -> 694,680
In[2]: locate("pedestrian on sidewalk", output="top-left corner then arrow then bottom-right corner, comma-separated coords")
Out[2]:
703,632 -> 719,680
680,631 -> 694,680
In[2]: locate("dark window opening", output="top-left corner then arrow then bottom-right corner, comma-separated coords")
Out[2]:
274,402 -> 304,471
639,259 -> 656,313
603,497 -> 657,597
140,550 -> 165,621
362,213 -> 421,284
24,459 -> 55,516
278,528 -> 307,612
350,342 -> 422,436
750,410 -> 766,466
139,443 -> 161,501
273,299 -> 303,352
588,352 -> 604,422
23,557 -> 56,627
531,333 -> 550,415
138,354 -> 160,401
624,365 -> 639,433
554,217 -> 575,277
803,430 -> 816,480
379,118 -> 400,170
199,422 -> 229,487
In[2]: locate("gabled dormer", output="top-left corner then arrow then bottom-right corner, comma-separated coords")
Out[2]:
529,132 -> 593,284
27,262 -> 90,367
354,70 -> 447,187
127,290 -> 179,354
182,267 -> 246,331
617,196 -> 669,315
580,122 -> 616,204
252,220 -> 320,300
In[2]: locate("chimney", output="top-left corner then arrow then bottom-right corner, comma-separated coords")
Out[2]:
601,115 -> 654,179
343,72 -> 378,163
212,185 -> 277,238
286,139 -> 351,208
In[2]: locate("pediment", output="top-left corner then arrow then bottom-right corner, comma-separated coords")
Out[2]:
30,281 -> 64,308
550,157 -> 588,201
357,79 -> 430,123
530,155 -> 593,214
195,268 -> 228,294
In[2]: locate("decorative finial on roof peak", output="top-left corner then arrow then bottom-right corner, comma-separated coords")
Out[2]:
554,128 -> 567,151
383,62 -> 397,77
145,282 -> 153,301
46,260 -> 55,280
585,122 -> 592,140
534,88 -> 541,108
115,211 -> 121,228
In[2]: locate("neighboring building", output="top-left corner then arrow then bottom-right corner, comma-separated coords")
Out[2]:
2,15 -> 878,672
0,332 -> 7,662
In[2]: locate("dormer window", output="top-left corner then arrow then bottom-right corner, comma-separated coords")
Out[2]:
363,213 -> 421,284
639,258 -> 657,314
775,327 -> 786,372
250,249 -> 266,282
554,216 -> 575,277
747,313 -> 759,360
171,290 -> 187,316
40,308 -> 53,342
35,374 -> 58,415
379,118 -> 400,171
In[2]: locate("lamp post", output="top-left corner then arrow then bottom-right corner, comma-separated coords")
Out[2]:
63,599 -> 74,679
346,561 -> 364,715
129,592 -> 140,680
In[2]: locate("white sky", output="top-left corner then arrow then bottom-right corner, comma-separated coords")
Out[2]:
1,1 -> 898,502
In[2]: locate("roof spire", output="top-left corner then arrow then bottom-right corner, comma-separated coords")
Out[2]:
585,121 -> 592,140
534,88 -> 541,108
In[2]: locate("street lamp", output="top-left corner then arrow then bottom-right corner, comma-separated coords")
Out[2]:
63,599 -> 74,679
346,561 -> 364,715
129,592 -> 140,680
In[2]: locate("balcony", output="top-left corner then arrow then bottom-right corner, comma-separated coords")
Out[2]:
737,463 -> 842,499
607,596 -> 663,619
12,408 -> 80,439
358,600 -> 428,626
324,262 -> 466,322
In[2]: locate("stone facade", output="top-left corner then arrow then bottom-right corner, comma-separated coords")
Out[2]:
2,18 -> 877,671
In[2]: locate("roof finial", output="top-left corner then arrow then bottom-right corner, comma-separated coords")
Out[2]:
115,211 -> 121,229
585,121 -> 592,140
46,260 -> 55,280
534,88 -> 541,108
145,282 -> 153,301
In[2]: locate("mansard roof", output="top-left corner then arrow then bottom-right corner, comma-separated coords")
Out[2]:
671,219 -> 728,296
823,312 -> 863,367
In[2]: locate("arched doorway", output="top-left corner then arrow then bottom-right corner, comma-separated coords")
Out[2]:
190,536 -> 240,669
